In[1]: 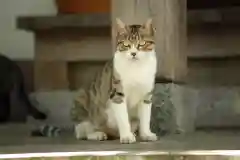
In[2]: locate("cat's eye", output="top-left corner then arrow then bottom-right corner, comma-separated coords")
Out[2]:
123,41 -> 131,47
137,40 -> 154,51
139,41 -> 146,46
117,41 -> 131,51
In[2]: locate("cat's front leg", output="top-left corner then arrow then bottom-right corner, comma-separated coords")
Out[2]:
108,90 -> 136,144
138,92 -> 158,142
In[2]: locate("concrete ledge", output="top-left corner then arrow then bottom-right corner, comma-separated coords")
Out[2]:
28,84 -> 240,132
28,91 -> 76,129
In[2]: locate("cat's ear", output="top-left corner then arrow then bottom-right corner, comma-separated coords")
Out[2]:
143,18 -> 156,35
115,18 -> 127,35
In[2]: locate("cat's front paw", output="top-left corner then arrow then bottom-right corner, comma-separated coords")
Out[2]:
120,132 -> 136,144
140,132 -> 158,142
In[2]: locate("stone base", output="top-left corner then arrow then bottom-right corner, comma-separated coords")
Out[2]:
28,86 -> 240,135
194,86 -> 240,128
151,83 -> 198,136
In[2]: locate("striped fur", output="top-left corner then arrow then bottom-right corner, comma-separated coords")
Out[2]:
70,61 -> 113,126
31,125 -> 61,137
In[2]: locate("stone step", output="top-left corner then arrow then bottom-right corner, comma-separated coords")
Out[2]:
28,83 -> 240,135
0,125 -> 239,158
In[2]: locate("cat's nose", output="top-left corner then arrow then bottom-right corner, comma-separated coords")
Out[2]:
131,52 -> 136,57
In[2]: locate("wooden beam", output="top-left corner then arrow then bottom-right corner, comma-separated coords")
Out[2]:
17,7 -> 240,31
111,0 -> 155,51
111,0 -> 190,132
112,0 -> 187,81
188,0 -> 240,9
29,23 -> 240,62
154,0 -> 188,81
152,0 -> 189,132
111,0 -> 187,81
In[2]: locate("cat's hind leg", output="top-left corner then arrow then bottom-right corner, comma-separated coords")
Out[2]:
75,121 -> 107,141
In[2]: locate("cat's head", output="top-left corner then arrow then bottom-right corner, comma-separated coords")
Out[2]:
114,18 -> 156,62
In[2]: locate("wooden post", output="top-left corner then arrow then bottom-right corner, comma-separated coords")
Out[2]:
111,0 -> 152,52
111,0 -> 194,133
111,0 -> 187,82
154,0 -> 187,81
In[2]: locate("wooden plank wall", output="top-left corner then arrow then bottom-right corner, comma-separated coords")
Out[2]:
15,3 -> 238,91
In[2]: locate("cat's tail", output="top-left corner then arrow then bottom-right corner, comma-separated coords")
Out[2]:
17,70 -> 47,120
20,85 -> 46,120
31,125 -> 61,137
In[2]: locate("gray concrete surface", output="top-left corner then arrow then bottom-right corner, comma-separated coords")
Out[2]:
0,124 -> 240,154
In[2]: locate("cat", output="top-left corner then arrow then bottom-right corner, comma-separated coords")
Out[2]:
0,54 -> 47,122
71,18 -> 157,144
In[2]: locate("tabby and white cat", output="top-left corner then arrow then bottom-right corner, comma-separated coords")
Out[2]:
71,18 -> 157,144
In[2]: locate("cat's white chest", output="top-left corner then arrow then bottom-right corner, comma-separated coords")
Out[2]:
121,65 -> 152,86
115,60 -> 156,108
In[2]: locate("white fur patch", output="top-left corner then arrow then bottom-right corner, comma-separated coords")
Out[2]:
114,49 -> 157,108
